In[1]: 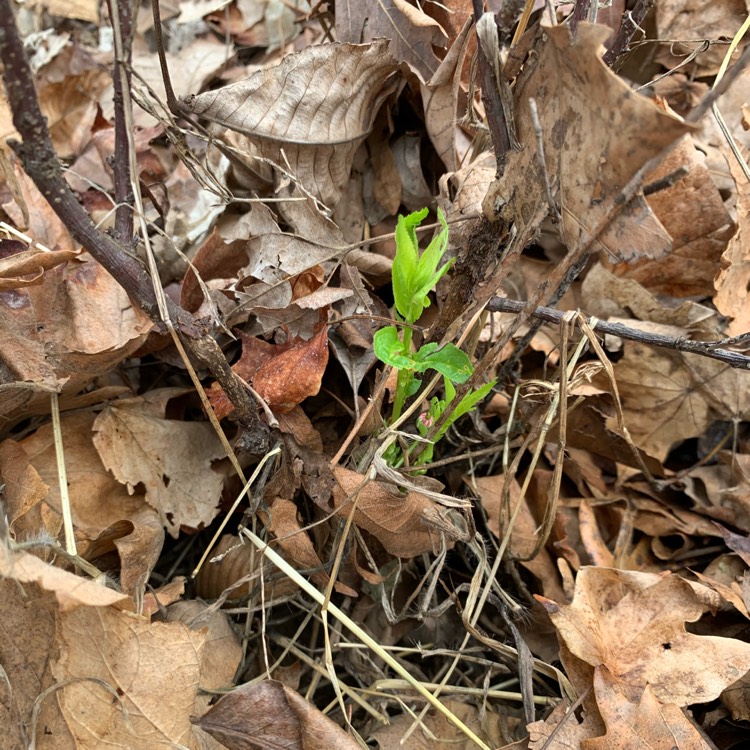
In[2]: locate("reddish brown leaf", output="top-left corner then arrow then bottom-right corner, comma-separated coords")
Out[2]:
253,326 -> 330,413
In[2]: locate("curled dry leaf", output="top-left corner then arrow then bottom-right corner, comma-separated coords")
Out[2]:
332,466 -> 444,558
193,533 -> 299,602
608,135 -> 735,298
182,41 -> 400,207
1,411 -> 164,602
194,679 -> 361,750
0,243 -> 80,292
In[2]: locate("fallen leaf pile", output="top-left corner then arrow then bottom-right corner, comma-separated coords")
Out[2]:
1,1 -> 750,748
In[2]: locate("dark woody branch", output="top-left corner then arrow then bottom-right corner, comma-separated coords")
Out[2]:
488,297 -> 750,370
0,0 -> 261,437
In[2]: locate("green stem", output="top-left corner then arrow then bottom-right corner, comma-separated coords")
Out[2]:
390,326 -> 413,421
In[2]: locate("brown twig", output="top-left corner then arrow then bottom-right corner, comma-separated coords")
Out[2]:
0,0 -> 261,437
151,0 -> 181,116
602,0 -> 653,68
106,0 -> 136,245
472,0 -> 512,172
487,297 -> 750,370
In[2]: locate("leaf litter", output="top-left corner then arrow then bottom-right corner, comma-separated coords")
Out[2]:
1,1 -> 750,749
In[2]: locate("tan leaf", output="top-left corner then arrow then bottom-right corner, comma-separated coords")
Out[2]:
0,244 -> 80,292
336,0 -> 448,82
0,253 -> 152,423
93,391 -> 227,537
332,467 -> 440,558
193,534 -> 299,602
52,605 -> 208,748
608,135 -> 735,298
182,41 -> 399,207
583,668 -> 711,750
252,326 -> 330,413
369,698 -> 504,749
483,23 -> 689,262
422,18 -> 473,171
0,548 -> 130,612
2,412 -> 164,601
31,0 -> 99,22
194,679 -> 361,750
0,573 -> 64,748
714,144 -> 750,335
538,567 -> 750,706
596,336 -> 712,461
655,0 -> 750,76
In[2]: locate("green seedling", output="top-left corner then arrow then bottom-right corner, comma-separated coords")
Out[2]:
373,207 -> 496,466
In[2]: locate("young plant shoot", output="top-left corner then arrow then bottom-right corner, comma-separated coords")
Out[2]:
373,208 -> 495,466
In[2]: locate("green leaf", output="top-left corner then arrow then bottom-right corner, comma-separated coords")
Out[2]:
412,342 -> 474,383
392,208 -> 451,325
373,327 -> 414,370
451,379 -> 496,422
392,209 -> 428,323
434,379 -> 497,442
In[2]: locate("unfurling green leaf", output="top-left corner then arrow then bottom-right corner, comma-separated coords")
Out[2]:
392,208 -> 451,325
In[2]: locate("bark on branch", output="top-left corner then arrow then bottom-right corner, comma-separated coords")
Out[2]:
0,0 -> 261,438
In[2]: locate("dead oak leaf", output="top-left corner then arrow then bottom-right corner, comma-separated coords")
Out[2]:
595,336 -> 712,461
608,135 -> 735,298
583,667 -> 711,750
483,23 -> 690,262
332,466 -> 443,558
537,567 -> 750,707
93,390 -> 226,538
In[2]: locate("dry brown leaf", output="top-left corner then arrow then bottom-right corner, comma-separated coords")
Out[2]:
92,390 -> 227,537
608,135 -> 734,298
582,668 -> 711,750
538,567 -> 750,706
0,548 -> 131,611
714,145 -> 750,335
527,699 -> 600,749
194,679 -> 361,750
596,336 -> 712,461
0,254 -> 152,423
117,36 -> 232,128
483,23 -> 689,262
422,18 -> 473,172
336,0 -> 448,82
369,697 -> 504,749
267,495 -> 358,597
332,466 -> 442,558
655,0 -> 750,76
1,41 -> 108,156
0,243 -> 80,291
1,412 -> 164,600
252,326 -> 330,413
582,262 -> 718,331
0,572 -> 65,748
2,154 -> 75,253
182,41 -> 399,207
31,0 -> 99,22
193,533 -> 300,602
165,599 -> 243,700
51,605 -> 207,749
